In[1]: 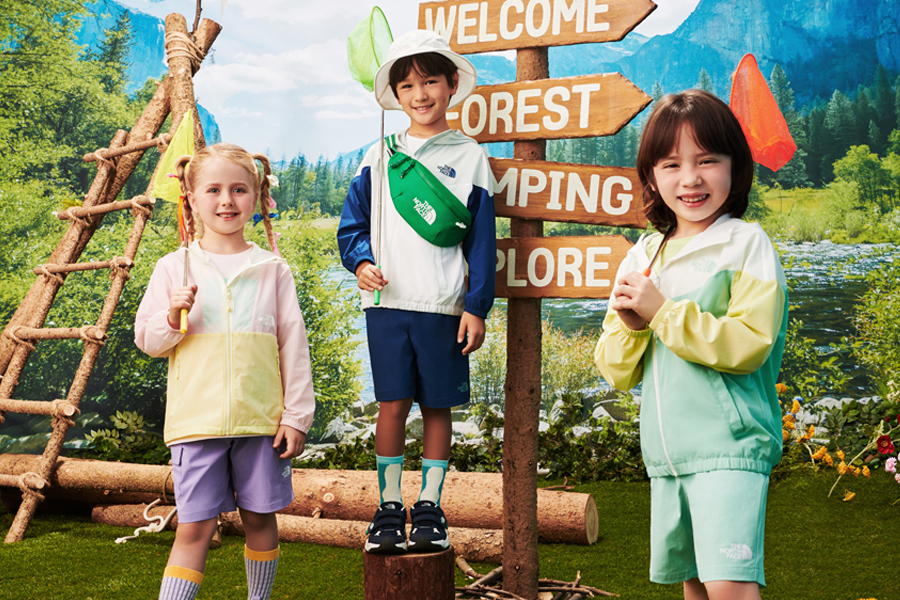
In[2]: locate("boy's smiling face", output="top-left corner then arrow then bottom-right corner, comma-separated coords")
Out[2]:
396,65 -> 459,139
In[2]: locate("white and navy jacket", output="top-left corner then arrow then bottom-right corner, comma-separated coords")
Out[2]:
337,129 -> 496,318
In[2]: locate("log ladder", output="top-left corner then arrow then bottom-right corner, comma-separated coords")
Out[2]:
0,14 -> 221,543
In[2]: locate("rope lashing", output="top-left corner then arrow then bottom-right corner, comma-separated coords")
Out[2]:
108,256 -> 134,281
164,32 -> 206,75
50,400 -> 79,429
35,264 -> 65,285
6,326 -> 35,352
17,472 -> 46,503
78,326 -> 107,346
91,147 -> 115,169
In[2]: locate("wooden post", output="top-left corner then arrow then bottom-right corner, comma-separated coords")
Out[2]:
502,46 -> 548,600
363,548 -> 455,600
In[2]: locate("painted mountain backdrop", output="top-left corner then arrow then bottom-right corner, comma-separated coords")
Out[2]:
469,0 -> 900,104
78,0 -> 221,141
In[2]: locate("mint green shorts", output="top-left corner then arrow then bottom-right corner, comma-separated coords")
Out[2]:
649,470 -> 769,587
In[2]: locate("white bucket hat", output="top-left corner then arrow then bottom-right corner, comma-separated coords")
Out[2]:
373,29 -> 477,111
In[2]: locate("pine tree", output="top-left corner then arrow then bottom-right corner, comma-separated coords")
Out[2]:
696,68 -> 713,93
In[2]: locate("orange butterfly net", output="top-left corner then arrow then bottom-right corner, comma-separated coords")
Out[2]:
730,54 -> 797,172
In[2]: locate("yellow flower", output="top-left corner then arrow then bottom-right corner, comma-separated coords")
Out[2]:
775,383 -> 788,394
851,466 -> 860,477
784,420 -> 795,430
782,413 -> 795,423
837,449 -> 845,460
863,466 -> 871,478
807,425 -> 815,437
792,399 -> 801,414
838,462 -> 848,475
842,491 -> 856,502
824,453 -> 834,466
782,429 -> 789,443
812,446 -> 827,460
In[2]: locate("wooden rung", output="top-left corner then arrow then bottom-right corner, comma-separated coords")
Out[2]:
33,258 -> 134,276
0,399 -> 78,418
10,326 -> 107,343
83,134 -> 172,163
0,473 -> 46,491
55,196 -> 155,221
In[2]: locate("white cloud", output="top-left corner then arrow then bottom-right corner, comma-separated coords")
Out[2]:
315,109 -> 380,120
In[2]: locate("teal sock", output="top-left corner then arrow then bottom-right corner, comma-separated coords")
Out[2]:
419,458 -> 448,505
376,454 -> 404,504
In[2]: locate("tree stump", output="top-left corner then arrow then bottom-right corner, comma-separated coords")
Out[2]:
363,547 -> 455,600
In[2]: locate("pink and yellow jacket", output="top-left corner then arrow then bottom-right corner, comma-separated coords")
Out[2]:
135,242 -> 315,446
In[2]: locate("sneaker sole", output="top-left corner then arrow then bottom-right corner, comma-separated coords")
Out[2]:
406,538 -> 450,553
364,539 -> 408,554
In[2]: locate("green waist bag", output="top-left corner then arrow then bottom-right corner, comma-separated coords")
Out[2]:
385,136 -> 472,247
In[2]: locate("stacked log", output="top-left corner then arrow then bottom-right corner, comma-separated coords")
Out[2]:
0,454 -> 598,561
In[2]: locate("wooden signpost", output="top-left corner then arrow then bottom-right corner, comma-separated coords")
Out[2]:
490,157 -> 644,227
419,0 -> 657,53
422,1 -> 656,597
447,73 -> 650,143
496,235 -> 633,298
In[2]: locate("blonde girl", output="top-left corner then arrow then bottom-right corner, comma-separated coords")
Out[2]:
135,143 -> 315,600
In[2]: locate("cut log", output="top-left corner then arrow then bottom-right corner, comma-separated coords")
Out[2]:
364,547 -> 455,600
286,469 -> 598,545
0,456 -> 597,544
92,504 -> 506,563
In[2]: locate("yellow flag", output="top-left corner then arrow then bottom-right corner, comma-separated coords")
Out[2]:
151,111 -> 195,204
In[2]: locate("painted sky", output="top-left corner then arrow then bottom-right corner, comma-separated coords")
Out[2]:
115,0 -> 701,160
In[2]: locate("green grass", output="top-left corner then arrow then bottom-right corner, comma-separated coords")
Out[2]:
763,187 -> 829,215
0,468 -> 897,600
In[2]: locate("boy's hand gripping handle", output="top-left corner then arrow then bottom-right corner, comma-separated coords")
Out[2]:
374,264 -> 381,305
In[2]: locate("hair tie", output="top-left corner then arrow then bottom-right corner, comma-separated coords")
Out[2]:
252,213 -> 279,225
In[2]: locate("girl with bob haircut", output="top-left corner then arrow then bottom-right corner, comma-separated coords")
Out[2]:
136,142 -> 315,600
595,89 -> 788,600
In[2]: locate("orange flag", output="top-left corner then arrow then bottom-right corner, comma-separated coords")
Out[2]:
729,54 -> 797,172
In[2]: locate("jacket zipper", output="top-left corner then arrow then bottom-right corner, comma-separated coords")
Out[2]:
225,282 -> 233,433
651,334 -> 679,477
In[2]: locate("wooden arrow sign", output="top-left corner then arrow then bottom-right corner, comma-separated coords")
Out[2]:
419,0 -> 657,55
495,235 -> 632,299
491,157 -> 646,227
447,73 -> 651,143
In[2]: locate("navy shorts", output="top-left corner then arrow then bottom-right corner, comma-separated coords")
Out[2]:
365,307 -> 470,408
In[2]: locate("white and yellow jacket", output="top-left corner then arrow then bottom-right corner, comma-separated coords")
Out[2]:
135,242 -> 315,446
595,216 -> 789,478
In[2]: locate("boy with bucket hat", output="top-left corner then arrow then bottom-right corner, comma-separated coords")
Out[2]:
338,29 -> 496,554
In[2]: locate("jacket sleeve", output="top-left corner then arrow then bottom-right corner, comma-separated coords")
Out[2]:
275,263 -> 315,434
461,185 -> 496,318
461,149 -> 497,318
594,301 -> 651,392
134,254 -> 185,358
650,235 -> 786,375
337,165 -> 375,275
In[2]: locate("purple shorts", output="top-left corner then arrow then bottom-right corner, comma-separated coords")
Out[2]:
170,436 -> 294,523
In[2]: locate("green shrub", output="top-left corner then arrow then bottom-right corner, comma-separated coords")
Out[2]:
777,319 -> 851,402
853,259 -> 900,386
76,410 -> 169,465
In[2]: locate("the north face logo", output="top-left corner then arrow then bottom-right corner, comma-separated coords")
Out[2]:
720,544 -> 753,560
413,197 -> 437,225
437,164 -> 456,178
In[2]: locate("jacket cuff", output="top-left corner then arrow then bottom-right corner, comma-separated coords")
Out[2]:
649,299 -> 676,331
464,298 -> 492,319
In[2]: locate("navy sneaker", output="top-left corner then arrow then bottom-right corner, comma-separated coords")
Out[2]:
407,500 -> 449,553
364,501 -> 407,554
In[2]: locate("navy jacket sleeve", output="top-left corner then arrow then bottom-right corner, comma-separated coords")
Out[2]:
337,166 -> 375,274
462,183 -> 496,318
